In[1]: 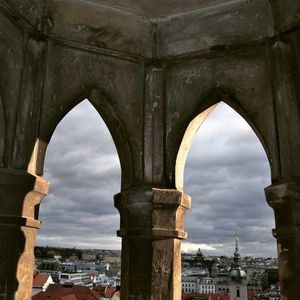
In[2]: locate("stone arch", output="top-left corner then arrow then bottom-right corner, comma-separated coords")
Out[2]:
28,88 -> 133,189
175,88 -> 273,191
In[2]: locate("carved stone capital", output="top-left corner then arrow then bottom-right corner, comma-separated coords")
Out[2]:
265,181 -> 300,300
272,225 -> 300,238
0,168 -> 49,228
265,181 -> 300,230
265,181 -> 300,209
114,188 -> 191,239
0,169 -> 50,300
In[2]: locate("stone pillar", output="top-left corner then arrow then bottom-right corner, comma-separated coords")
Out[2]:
114,188 -> 191,300
265,181 -> 300,300
0,169 -> 49,300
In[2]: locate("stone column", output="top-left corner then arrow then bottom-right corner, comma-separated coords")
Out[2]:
115,188 -> 191,300
265,181 -> 300,300
0,169 -> 49,300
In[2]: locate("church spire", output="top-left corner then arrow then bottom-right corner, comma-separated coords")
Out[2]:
235,234 -> 239,252
233,234 -> 241,267
230,234 -> 246,283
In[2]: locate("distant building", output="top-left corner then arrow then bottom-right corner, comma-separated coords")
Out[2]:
38,259 -> 61,276
69,253 -> 79,261
182,276 -> 198,293
93,285 -> 116,298
32,283 -> 100,300
193,249 -> 217,275
82,251 -> 97,261
32,274 -> 54,296
60,262 -> 78,273
102,255 -> 121,264
182,276 -> 215,294
215,280 -> 230,296
58,272 -> 93,288
262,268 -> 279,290
229,236 -> 247,300
268,284 -> 280,300
181,293 -> 229,300
199,278 -> 216,294
247,285 -> 262,296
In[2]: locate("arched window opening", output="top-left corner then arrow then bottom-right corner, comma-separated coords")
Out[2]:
182,101 -> 275,258
35,100 -> 121,289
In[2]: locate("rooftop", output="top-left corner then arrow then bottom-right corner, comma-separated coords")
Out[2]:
32,284 -> 100,300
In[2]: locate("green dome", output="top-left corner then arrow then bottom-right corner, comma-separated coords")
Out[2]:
230,267 -> 247,280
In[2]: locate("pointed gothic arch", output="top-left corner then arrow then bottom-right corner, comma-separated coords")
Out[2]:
28,88 -> 133,189
175,88 -> 273,191
181,100 -> 274,258
36,98 -> 122,251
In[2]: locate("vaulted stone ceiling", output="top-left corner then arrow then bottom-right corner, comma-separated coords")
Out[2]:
85,0 -> 231,18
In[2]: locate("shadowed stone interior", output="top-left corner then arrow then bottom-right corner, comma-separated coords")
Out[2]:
0,0 -> 300,299
84,0 -> 233,17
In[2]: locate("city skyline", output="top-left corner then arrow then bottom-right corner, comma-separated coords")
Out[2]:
37,100 -> 276,257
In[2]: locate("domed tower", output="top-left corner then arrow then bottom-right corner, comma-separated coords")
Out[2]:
229,235 -> 248,300
194,248 -> 205,267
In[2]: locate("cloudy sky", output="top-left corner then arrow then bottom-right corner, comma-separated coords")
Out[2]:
37,100 -> 277,257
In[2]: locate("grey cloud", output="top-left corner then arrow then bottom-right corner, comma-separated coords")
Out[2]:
37,101 -> 276,256
183,102 -> 276,257
38,100 -> 121,249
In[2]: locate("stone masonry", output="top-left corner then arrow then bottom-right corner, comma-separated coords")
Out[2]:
0,0 -> 300,299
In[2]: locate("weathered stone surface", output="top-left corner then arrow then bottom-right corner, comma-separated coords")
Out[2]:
115,189 -> 190,299
0,0 -> 44,30
165,48 -> 279,186
271,0 -> 300,32
265,182 -> 300,300
0,169 -> 49,300
0,94 -> 4,168
0,0 -> 300,299
269,37 -> 300,180
38,42 -> 144,188
157,0 -> 274,58
0,13 -> 24,168
152,239 -> 181,299
83,0 -> 233,18
47,0 -> 153,58
144,65 -> 165,185
12,37 -> 47,171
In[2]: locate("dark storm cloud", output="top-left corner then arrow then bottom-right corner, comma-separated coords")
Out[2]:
37,100 -> 276,257
182,102 -> 276,257
37,100 -> 122,249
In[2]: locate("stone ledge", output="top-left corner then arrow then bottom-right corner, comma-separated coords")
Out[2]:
272,225 -> 300,239
0,215 -> 41,229
265,181 -> 300,209
117,228 -> 187,239
152,188 -> 191,209
115,188 -> 190,207
115,188 -> 190,240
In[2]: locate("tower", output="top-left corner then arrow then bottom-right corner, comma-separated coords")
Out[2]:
229,235 -> 247,300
